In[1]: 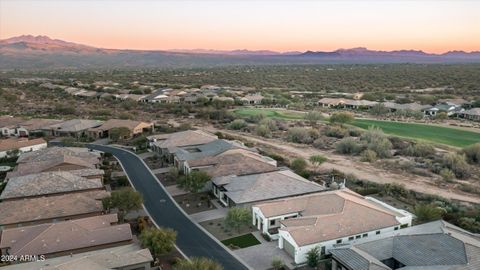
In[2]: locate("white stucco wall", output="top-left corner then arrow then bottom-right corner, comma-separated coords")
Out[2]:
0,142 -> 47,158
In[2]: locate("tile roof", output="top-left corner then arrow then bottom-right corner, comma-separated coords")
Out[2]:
189,149 -> 277,178
7,155 -> 96,178
0,171 -> 103,200
0,214 -> 132,257
1,244 -> 153,270
88,119 -> 152,132
255,189 -> 404,246
17,119 -> 64,131
0,116 -> 24,128
16,147 -> 100,164
0,190 -> 109,226
0,138 -> 47,152
330,220 -> 480,270
153,130 -> 218,149
462,108 -> 480,116
213,169 -> 325,204
46,119 -> 103,132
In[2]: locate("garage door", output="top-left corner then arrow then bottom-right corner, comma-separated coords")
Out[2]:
283,238 -> 296,259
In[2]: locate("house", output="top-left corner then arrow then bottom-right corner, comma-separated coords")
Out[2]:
88,119 -> 153,139
173,139 -> 249,171
318,98 -> 346,108
438,98 -> 471,108
0,190 -> 109,230
212,169 -> 325,207
0,116 -> 24,137
382,102 -> 430,112
0,138 -> 47,158
6,155 -> 98,178
423,102 -> 464,117
459,108 -> 480,121
151,130 -> 218,163
185,148 -> 277,177
330,220 -> 480,270
343,100 -> 378,109
251,189 -> 412,264
241,94 -> 264,105
140,88 -> 173,103
0,171 -> 104,201
13,118 -> 63,137
0,214 -> 133,258
1,244 -> 153,270
43,119 -> 104,138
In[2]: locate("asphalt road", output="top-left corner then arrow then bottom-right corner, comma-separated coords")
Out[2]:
87,144 -> 249,270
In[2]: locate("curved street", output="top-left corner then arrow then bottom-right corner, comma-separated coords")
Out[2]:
87,144 -> 249,270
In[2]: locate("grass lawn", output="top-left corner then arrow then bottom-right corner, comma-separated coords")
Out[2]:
352,119 -> 480,147
234,108 -> 305,120
221,233 -> 261,249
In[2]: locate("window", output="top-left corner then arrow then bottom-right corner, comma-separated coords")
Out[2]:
394,226 -> 399,231
401,223 -> 409,228
348,236 -> 354,241
321,246 -> 326,255
355,235 -> 361,239
376,230 -> 381,235
270,220 -> 275,226
362,233 -> 368,238
336,239 -> 342,244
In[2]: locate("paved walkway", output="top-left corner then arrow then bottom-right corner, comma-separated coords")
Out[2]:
190,202 -> 229,223
151,167 -> 171,174
234,241 -> 294,270
166,185 -> 189,197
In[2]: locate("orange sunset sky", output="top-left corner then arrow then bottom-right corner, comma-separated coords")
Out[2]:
1,0 -> 479,53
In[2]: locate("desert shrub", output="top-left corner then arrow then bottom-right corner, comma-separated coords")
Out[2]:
348,127 -> 363,137
404,142 -> 435,157
291,158 -> 307,175
462,143 -> 480,164
286,128 -> 313,144
325,125 -> 349,138
308,129 -> 320,140
439,168 -> 455,182
313,138 -> 327,149
442,153 -> 471,179
259,118 -> 278,131
414,204 -> 444,223
228,119 -> 247,130
361,149 -> 377,162
361,127 -> 392,158
255,125 -> 272,138
247,112 -> 266,123
336,137 -> 361,155
329,112 -> 354,124
435,112 -> 448,120
304,111 -> 324,125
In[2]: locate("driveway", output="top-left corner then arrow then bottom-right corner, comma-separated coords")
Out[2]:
234,241 -> 294,270
87,144 -> 249,270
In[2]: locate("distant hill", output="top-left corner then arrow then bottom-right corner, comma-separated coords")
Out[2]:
1,35 -> 480,70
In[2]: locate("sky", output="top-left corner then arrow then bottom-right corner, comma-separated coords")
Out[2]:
1,0 -> 479,53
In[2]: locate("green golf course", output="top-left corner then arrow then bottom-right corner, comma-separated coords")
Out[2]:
234,108 -> 305,120
352,119 -> 480,147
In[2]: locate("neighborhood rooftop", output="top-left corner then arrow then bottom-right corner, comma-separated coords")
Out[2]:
45,119 -> 104,132
153,129 -> 218,150
0,190 -> 109,227
330,220 -> 480,270
0,171 -> 103,200
213,169 -> 325,205
0,137 -> 46,152
16,146 -> 100,164
174,139 -> 248,162
0,214 -> 132,257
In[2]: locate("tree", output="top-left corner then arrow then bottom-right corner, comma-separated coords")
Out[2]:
131,135 -> 148,149
177,170 -> 211,193
109,127 -> 131,141
329,112 -> 354,125
306,246 -> 321,268
174,257 -> 223,270
139,227 -> 177,257
304,111 -> 323,125
271,257 -> 285,270
102,187 -> 143,222
291,158 -> 307,175
414,204 -> 444,223
309,155 -> 327,173
224,207 -> 252,233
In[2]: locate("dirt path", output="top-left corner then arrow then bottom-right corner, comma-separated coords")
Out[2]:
202,126 -> 480,204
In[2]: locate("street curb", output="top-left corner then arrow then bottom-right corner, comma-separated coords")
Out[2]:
89,144 -> 253,270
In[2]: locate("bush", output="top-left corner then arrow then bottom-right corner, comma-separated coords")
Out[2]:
361,149 -> 377,162
336,137 -> 361,155
348,127 -> 363,137
325,125 -> 349,138
271,257 -> 285,270
228,119 -> 247,130
404,142 -> 435,157
286,128 -> 313,144
329,112 -> 354,124
439,168 -> 455,182
442,153 -> 471,179
255,125 -> 272,138
462,143 -> 480,164
291,158 -> 307,175
361,127 -> 392,158
313,138 -> 327,149
304,111 -> 324,125
414,204 -> 444,223
259,118 -> 278,131
139,227 -> 177,257
306,247 -> 320,268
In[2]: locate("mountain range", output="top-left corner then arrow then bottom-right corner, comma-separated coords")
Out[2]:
1,35 -> 480,69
